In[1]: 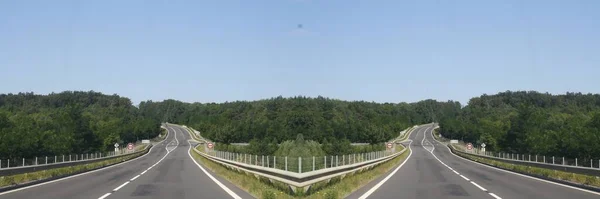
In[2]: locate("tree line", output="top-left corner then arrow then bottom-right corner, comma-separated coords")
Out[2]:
438,91 -> 600,160
15,90 -> 598,160
138,96 -> 461,155
0,91 -> 160,159
1,92 -> 461,159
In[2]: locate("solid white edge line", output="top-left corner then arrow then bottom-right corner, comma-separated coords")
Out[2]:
423,126 -> 500,198
460,175 -> 470,181
357,128 -> 420,199
471,181 -> 487,191
98,193 -> 111,199
101,127 -> 177,198
0,128 -> 172,196
130,175 -> 140,181
432,127 -> 600,196
489,193 -> 503,199
188,143 -> 242,199
112,181 -> 130,192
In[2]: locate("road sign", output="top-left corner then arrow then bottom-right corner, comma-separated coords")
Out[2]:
466,143 -> 473,150
114,143 -> 119,148
386,143 -> 393,149
127,143 -> 134,150
481,143 -> 486,148
207,142 -> 214,149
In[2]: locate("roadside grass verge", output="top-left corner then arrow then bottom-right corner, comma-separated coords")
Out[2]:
190,146 -> 290,199
134,143 -> 149,151
306,145 -> 409,199
453,146 -> 600,188
0,151 -> 144,188
190,145 -> 410,199
151,128 -> 168,143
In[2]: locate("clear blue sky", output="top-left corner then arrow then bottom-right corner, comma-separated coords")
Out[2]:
1,0 -> 599,105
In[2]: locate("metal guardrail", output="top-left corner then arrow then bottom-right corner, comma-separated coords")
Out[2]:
0,144 -> 151,177
194,145 -> 408,192
448,144 -> 600,177
180,124 -> 419,192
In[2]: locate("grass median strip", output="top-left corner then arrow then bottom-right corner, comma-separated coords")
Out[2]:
0,151 -> 145,188
191,145 -> 410,199
453,147 -> 600,188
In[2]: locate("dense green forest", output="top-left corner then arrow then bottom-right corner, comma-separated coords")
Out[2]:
438,91 -> 600,160
0,91 -> 160,159
0,92 -> 460,159
138,96 -> 461,155
6,90 -> 598,160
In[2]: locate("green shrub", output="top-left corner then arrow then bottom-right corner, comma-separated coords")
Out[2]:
262,190 -> 276,199
324,189 -> 338,199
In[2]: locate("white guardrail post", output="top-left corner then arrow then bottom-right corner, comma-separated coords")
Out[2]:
299,157 -> 302,173
285,156 -> 288,171
313,156 -> 315,171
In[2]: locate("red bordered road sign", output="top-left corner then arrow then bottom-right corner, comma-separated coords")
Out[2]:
386,143 -> 393,149
207,142 -> 214,149
127,143 -> 134,150
466,143 -> 473,150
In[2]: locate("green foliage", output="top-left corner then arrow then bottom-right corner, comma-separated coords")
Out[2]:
0,92 -> 462,159
439,91 -> 600,160
262,190 -> 277,199
0,91 -> 161,159
275,139 -> 325,157
137,96 -> 460,145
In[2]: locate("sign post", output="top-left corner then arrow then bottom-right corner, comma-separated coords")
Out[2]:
114,143 -> 119,155
480,143 -> 486,155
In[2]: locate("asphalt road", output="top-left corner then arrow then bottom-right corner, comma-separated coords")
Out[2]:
0,125 -> 253,199
347,125 -> 600,199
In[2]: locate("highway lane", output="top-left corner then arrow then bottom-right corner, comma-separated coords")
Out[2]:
0,124 -> 254,199
0,124 -> 176,199
347,125 -> 493,199
106,125 -> 253,199
426,125 -> 600,199
348,124 -> 600,199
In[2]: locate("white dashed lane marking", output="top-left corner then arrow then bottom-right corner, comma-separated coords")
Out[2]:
422,126 -> 502,199
98,193 -> 111,199
112,182 -> 129,192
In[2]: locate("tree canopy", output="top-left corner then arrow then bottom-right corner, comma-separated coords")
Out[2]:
438,91 -> 600,160
0,91 -> 160,159
138,96 -> 461,145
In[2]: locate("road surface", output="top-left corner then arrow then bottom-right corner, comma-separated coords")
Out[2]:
347,125 -> 600,199
0,125 -> 253,199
